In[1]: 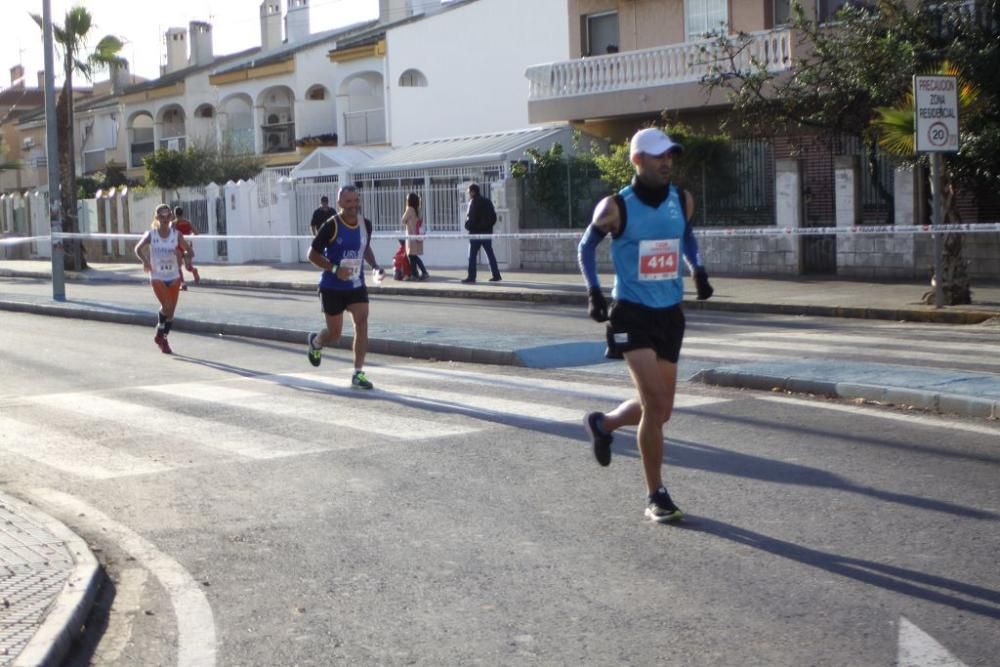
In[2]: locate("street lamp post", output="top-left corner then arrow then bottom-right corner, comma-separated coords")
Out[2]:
42,0 -> 65,300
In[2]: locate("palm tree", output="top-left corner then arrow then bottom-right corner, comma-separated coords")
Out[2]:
31,6 -> 126,271
873,62 -> 979,305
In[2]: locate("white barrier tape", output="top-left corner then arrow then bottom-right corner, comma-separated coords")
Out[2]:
0,223 -> 994,246
0,235 -> 51,246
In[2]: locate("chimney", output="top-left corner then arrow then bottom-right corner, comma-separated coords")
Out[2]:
10,64 -> 25,87
163,27 -> 187,74
378,0 -> 418,23
37,71 -> 45,89
285,0 -> 310,44
110,61 -> 131,95
260,0 -> 282,51
189,21 -> 214,66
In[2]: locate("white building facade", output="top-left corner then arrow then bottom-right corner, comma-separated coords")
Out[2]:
385,0 -> 570,146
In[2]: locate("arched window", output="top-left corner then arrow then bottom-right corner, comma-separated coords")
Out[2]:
306,85 -> 328,100
398,69 -> 428,87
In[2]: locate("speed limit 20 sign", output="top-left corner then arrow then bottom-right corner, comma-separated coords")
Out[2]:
914,75 -> 959,153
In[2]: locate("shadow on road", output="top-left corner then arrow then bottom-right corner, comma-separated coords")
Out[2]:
678,515 -> 1000,619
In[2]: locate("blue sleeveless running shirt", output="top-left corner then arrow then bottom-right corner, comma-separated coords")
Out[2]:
611,184 -> 686,308
317,215 -> 369,290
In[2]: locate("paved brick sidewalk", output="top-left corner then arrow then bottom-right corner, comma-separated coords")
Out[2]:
0,493 -> 98,667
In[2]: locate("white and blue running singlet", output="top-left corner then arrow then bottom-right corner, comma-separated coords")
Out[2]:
149,227 -> 179,282
611,184 -> 687,308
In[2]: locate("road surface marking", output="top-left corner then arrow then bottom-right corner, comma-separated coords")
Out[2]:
27,392 -> 330,460
29,488 -> 217,667
141,381 -> 481,439
0,414 -> 171,479
898,616 -> 967,667
754,395 -> 1000,436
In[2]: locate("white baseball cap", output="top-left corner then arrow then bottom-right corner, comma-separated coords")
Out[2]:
629,128 -> 683,158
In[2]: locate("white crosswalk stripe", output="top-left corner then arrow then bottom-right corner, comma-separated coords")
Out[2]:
0,414 -> 172,479
1,365 -> 734,480
685,328 -> 1000,371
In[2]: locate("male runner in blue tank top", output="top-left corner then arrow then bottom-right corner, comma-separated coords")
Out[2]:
306,184 -> 384,390
577,127 -> 714,523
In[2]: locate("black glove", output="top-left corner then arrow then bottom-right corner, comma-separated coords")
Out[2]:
694,267 -> 714,301
588,287 -> 609,322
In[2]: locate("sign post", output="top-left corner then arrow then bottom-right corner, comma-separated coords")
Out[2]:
913,75 -> 959,308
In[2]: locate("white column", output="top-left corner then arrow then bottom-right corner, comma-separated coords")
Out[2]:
276,177 -> 297,263
774,159 -> 803,273
114,188 -> 128,257
252,106 -> 264,155
205,182 -> 220,262
892,165 -> 917,272
893,165 -> 918,226
834,155 -> 860,228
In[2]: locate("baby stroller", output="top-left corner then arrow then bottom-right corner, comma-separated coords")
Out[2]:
393,240 -> 411,281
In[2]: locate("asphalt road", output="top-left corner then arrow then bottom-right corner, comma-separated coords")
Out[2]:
2,312 -> 998,666
2,276 -> 999,378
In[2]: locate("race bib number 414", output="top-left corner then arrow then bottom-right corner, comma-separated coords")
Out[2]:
638,239 -> 679,280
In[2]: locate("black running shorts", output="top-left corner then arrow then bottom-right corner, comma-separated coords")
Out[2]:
319,286 -> 369,316
605,300 -> 685,363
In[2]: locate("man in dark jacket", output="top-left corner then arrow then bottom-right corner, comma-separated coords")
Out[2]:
310,196 -> 333,236
461,183 -> 502,283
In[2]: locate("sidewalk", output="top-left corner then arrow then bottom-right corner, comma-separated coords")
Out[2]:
1,259 -> 999,664
0,493 -> 98,667
4,259 -> 1000,322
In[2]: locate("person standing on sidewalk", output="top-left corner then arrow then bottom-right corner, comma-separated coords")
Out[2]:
172,207 -> 201,289
461,183 -> 502,283
400,192 -> 429,281
306,184 -> 384,390
577,127 -> 714,523
134,204 -> 194,354
310,195 -> 334,236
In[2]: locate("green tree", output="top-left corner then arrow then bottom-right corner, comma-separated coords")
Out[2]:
32,6 -> 126,270
701,0 -> 1000,299
0,137 -> 20,172
591,121 -> 738,225
144,145 -> 266,193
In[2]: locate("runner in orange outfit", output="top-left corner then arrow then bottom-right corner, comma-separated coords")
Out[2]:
134,204 -> 194,354
172,206 -> 200,289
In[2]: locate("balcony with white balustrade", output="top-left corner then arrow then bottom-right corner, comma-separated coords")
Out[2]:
525,29 -> 795,124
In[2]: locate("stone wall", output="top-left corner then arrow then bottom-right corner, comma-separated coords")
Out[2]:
836,234 -> 916,279
914,232 -> 1000,282
835,232 -> 1000,280
518,235 -> 604,273
516,232 -> 800,275
699,236 -> 799,275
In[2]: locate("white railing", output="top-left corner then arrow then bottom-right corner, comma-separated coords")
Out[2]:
344,108 -> 386,146
526,29 -> 794,101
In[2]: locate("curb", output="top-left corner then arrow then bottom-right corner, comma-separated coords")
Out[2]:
690,369 -> 1000,419
2,493 -> 101,667
0,299 -> 523,368
3,268 -> 998,324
